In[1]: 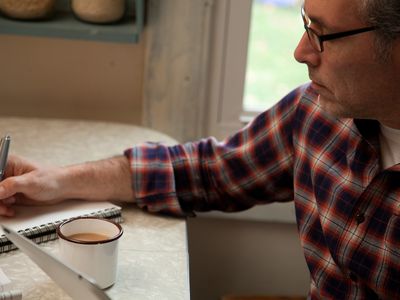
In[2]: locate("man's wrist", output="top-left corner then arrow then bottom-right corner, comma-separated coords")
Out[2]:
59,156 -> 134,202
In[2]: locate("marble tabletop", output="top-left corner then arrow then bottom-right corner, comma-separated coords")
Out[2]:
0,117 -> 190,300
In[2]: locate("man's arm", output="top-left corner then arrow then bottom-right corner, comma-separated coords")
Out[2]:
0,155 -> 134,216
57,155 -> 134,202
0,85 -> 307,217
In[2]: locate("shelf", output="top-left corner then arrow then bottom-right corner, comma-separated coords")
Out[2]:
0,0 -> 144,43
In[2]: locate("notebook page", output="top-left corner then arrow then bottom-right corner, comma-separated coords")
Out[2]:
0,267 -> 11,288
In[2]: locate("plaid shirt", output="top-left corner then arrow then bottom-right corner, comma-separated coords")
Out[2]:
125,84 -> 400,299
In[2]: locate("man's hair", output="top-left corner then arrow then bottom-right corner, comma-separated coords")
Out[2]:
360,0 -> 400,60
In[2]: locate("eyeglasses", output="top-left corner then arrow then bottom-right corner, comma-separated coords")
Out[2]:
301,7 -> 376,52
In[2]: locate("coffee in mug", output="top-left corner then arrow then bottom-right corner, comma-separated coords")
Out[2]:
67,232 -> 110,242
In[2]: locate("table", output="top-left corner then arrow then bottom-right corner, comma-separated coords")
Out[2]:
0,117 -> 190,300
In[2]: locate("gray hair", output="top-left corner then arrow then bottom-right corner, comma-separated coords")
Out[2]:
360,0 -> 400,60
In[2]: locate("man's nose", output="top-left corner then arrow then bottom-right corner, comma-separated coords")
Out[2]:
294,32 -> 320,67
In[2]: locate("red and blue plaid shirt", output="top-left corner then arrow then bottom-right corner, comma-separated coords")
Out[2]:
125,84 -> 400,299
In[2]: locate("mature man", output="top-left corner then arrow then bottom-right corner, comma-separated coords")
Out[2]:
0,0 -> 399,298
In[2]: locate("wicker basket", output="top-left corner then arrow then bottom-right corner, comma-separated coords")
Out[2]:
0,0 -> 56,20
71,0 -> 125,24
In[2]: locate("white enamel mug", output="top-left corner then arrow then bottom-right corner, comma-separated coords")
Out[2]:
57,217 -> 123,289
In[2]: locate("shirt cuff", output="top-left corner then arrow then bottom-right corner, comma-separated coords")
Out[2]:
124,145 -> 187,217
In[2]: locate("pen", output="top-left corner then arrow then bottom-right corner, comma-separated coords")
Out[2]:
0,135 -> 11,181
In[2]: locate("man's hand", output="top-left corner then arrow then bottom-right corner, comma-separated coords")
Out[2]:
0,155 -> 135,217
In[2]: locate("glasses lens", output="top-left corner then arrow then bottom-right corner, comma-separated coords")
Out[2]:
301,6 -> 322,52
304,26 -> 322,52
308,29 -> 322,52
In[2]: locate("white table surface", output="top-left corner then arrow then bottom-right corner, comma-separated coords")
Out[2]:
0,117 -> 190,300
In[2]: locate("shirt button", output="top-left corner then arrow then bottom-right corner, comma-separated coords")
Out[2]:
349,272 -> 358,282
355,213 -> 365,225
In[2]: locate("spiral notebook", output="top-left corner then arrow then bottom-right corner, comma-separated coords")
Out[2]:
0,201 -> 122,254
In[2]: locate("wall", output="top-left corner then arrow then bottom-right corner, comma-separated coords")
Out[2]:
188,216 -> 310,300
142,0 -> 213,142
0,34 -> 144,124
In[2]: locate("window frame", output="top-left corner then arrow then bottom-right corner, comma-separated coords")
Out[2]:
206,0 -> 306,138
205,0 -> 253,139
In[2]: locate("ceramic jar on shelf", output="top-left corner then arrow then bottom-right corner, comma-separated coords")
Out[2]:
0,0 -> 56,20
71,0 -> 126,24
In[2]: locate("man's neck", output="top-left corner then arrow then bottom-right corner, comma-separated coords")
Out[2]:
380,120 -> 400,130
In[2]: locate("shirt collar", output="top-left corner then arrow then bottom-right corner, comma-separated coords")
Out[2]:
353,119 -> 381,149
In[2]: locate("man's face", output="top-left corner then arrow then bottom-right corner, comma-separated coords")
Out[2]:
294,0 -> 400,128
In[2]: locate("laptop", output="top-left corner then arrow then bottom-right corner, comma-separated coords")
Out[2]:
1,225 -> 111,300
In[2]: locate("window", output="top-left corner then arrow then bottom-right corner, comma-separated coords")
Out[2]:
206,0 -> 308,139
243,0 -> 308,114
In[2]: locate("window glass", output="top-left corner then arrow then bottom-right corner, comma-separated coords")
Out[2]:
243,0 -> 308,112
